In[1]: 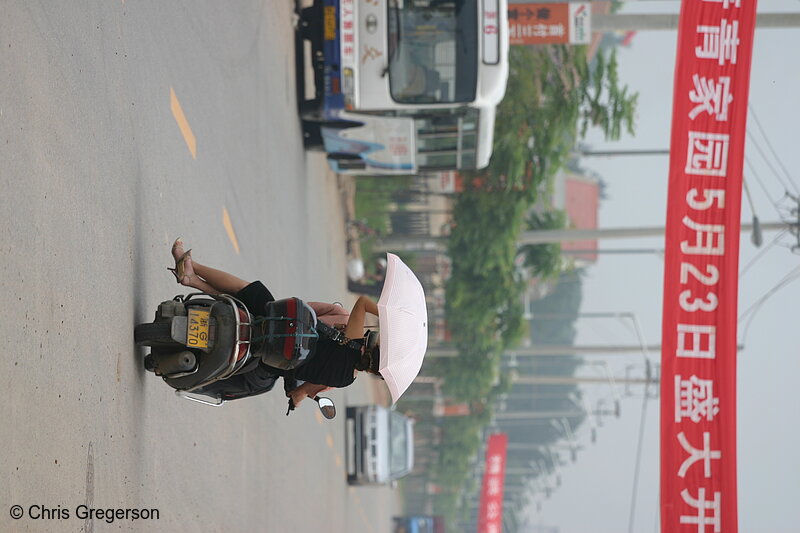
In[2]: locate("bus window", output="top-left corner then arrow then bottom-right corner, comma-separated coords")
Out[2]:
388,0 -> 478,104
413,109 -> 480,170
461,132 -> 477,150
460,151 -> 477,168
415,114 -> 459,134
459,110 -> 479,154
418,133 -> 458,152
418,151 -> 458,169
417,149 -> 477,170
416,115 -> 457,150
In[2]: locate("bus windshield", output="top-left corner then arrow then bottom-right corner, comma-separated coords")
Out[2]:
387,0 -> 478,104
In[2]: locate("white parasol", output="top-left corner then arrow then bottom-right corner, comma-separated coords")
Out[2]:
377,253 -> 428,403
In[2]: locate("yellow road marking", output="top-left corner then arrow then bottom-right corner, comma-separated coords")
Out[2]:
335,454 -> 342,468
326,433 -> 334,448
315,410 -> 324,424
170,87 -> 196,159
356,501 -> 374,531
352,493 -> 374,533
222,207 -> 241,254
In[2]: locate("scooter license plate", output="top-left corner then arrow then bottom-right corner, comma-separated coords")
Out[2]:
187,309 -> 210,349
324,6 -> 336,40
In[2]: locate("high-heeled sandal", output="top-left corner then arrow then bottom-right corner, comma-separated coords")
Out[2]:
171,237 -> 185,259
168,249 -> 193,283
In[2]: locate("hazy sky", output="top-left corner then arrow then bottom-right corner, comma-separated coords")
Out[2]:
526,1 -> 800,532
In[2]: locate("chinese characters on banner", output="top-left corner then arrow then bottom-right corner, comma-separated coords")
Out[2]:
338,0 -> 356,69
478,434 -> 507,533
507,2 -> 590,45
661,1 -> 757,532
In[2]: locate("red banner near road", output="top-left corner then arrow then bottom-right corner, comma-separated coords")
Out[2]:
661,1 -> 757,532
478,433 -> 507,533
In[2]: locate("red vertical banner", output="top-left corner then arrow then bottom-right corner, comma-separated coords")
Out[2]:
661,1 -> 757,532
478,433 -> 507,533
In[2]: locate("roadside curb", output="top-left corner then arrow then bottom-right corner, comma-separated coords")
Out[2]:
336,171 -> 362,263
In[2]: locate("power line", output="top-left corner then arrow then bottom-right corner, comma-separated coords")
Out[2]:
626,317 -> 652,533
653,490 -> 660,533
627,388 -> 651,533
739,264 -> 800,319
739,229 -> 788,278
742,177 -> 758,215
748,104 -> 800,195
746,129 -> 795,196
739,265 -> 800,343
745,156 -> 784,213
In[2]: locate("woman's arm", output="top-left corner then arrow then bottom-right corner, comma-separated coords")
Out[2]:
289,382 -> 331,407
308,301 -> 350,326
344,296 -> 379,339
308,302 -> 341,316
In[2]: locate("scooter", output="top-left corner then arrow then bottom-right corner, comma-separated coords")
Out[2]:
134,292 -> 336,419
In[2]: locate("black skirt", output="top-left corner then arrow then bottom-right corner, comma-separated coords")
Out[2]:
293,336 -> 359,388
235,281 -> 275,315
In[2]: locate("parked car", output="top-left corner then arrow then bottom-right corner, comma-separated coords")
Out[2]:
393,515 -> 445,533
346,405 -> 414,485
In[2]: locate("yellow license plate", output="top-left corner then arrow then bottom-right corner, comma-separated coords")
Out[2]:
324,6 -> 336,41
187,309 -> 210,349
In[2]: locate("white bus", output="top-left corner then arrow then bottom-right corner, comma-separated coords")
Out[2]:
297,0 -> 509,174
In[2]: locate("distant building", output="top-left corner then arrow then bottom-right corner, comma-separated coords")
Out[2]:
552,172 -> 600,265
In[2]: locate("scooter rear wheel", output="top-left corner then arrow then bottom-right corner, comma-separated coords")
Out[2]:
134,321 -> 173,346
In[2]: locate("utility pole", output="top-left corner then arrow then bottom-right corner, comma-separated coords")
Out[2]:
517,221 -> 788,245
579,149 -> 669,157
495,409 -> 614,420
426,344 -> 661,357
592,12 -> 800,32
561,248 -> 663,255
376,221 -> 789,251
510,375 -> 656,386
506,443 -> 577,452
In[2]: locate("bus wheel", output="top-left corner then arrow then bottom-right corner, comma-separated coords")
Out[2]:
298,5 -> 321,40
299,98 -> 322,119
300,5 -> 318,25
325,120 -> 361,130
302,120 -> 324,151
328,153 -> 365,171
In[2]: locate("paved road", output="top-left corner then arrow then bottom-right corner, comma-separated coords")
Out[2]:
0,2 -> 397,532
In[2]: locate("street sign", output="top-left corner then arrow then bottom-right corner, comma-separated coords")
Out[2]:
508,2 -> 591,45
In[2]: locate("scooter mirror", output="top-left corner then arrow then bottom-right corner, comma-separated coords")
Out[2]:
316,397 -> 336,419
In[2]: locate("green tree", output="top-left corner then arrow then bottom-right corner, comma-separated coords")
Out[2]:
518,210 -> 569,280
490,45 -> 639,189
577,48 -> 638,141
422,43 -> 639,526
441,187 -> 529,400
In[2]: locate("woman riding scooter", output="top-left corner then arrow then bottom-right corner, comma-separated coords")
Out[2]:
168,239 -> 382,407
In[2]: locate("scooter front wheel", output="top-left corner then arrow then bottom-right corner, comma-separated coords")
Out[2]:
134,322 -> 173,346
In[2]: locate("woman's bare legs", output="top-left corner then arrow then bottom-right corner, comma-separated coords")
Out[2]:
189,259 -> 250,294
170,238 -> 250,295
